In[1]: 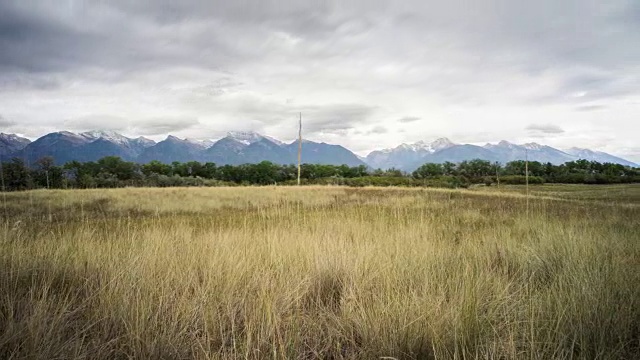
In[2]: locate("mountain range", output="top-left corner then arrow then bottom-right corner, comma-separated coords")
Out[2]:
1,131 -> 366,168
366,138 -> 637,170
0,131 -> 637,170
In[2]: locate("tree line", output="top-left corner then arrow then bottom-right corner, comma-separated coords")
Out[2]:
0,156 -> 638,191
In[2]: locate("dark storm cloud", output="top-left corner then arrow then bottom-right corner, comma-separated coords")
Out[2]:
0,0 -> 353,81
0,2 -> 237,80
2,0 -> 639,102
0,2 -> 116,74
0,74 -> 63,91
526,124 -> 565,134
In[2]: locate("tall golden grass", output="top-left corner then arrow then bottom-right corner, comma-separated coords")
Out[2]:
1,185 -> 639,359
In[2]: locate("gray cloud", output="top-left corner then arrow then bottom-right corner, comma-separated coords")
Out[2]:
0,0 -> 638,155
575,105 -> 607,112
0,74 -> 62,91
63,115 -> 130,132
368,126 -> 388,134
0,115 -> 15,127
398,116 -> 420,123
62,114 -> 199,136
526,124 -> 565,134
190,78 -> 244,97
131,117 -> 200,136
299,104 -> 377,135
2,1 -> 639,103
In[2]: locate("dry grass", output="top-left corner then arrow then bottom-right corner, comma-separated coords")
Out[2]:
1,185 -> 639,359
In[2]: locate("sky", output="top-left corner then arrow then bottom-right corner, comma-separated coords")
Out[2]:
0,0 -> 639,160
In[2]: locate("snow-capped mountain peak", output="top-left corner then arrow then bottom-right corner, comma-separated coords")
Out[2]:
381,138 -> 455,154
226,131 -> 284,146
186,138 -> 215,149
48,131 -> 96,144
484,140 -> 519,149
81,130 -> 131,146
522,142 -> 544,151
57,130 -> 82,137
563,147 -> 637,166
397,143 -> 416,151
133,136 -> 156,148
499,140 -> 517,147
1,133 -> 23,141
226,131 -> 264,145
0,133 -> 31,155
430,137 -> 455,151
165,135 -> 184,142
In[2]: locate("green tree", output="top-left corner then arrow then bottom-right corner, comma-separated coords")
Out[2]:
413,163 -> 444,178
97,156 -> 138,181
142,160 -> 172,176
1,158 -> 31,191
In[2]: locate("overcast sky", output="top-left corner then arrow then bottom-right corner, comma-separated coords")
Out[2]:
0,0 -> 639,159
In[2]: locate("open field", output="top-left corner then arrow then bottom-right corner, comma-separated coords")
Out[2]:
1,185 -> 639,359
474,183 -> 640,204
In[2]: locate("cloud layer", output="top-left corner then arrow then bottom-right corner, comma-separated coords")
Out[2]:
0,0 -> 638,160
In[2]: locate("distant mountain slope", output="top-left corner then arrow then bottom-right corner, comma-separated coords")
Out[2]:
16,131 -> 95,165
285,140 -> 366,167
137,136 -> 206,163
420,144 -> 500,165
203,132 -> 366,166
203,132 -> 291,165
8,130 -> 637,169
564,148 -> 638,167
366,138 -> 455,170
16,131 -> 156,165
484,141 -> 574,164
0,133 -> 31,158
242,138 -> 292,164
12,130 -> 367,167
366,139 -> 637,171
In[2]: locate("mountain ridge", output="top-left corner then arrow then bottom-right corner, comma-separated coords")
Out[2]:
7,130 -> 367,167
368,138 -> 638,170
0,133 -> 31,158
2,130 -> 637,169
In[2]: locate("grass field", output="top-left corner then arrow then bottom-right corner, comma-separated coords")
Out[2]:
1,185 -> 639,359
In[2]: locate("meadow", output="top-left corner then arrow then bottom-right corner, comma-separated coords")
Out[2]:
1,184 -> 639,359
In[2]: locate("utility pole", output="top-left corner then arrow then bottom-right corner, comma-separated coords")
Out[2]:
297,112 -> 302,186
495,162 -> 500,187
